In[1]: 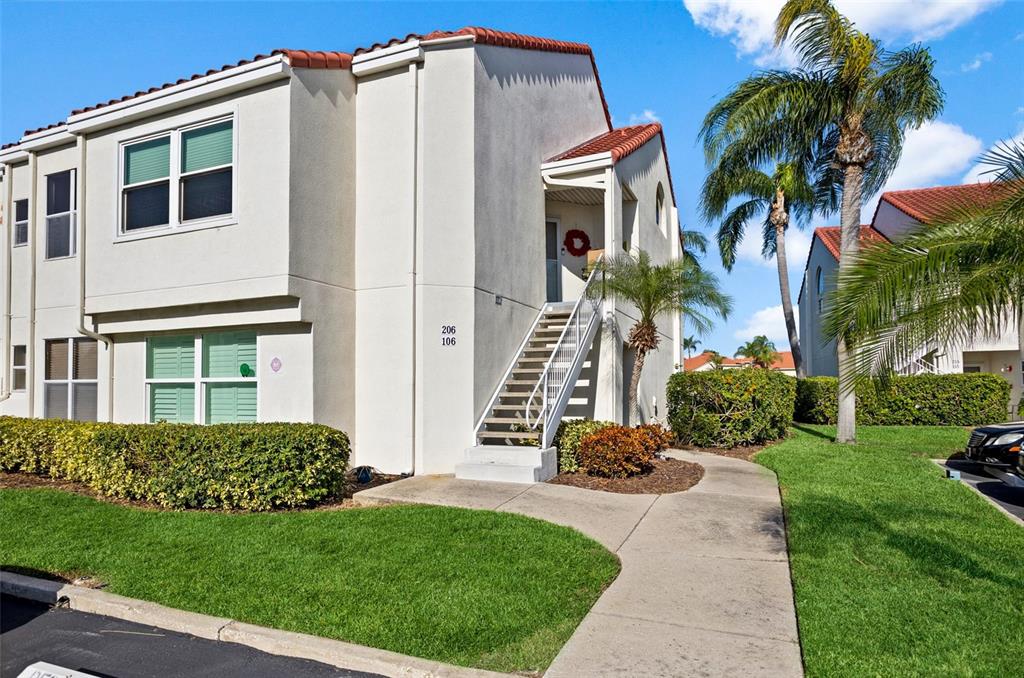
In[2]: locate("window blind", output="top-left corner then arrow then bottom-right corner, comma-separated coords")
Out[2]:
150,383 -> 195,423
45,340 -> 68,380
205,383 -> 257,423
74,339 -> 98,380
181,121 -> 233,173
203,331 -> 256,378
147,335 -> 195,379
124,137 -> 171,185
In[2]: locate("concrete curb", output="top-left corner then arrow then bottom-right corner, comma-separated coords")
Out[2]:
931,459 -> 1024,527
1,571 -> 512,678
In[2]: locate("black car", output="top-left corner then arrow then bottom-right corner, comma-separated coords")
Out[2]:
964,423 -> 1024,468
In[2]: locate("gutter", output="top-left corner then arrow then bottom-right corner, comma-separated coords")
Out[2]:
75,136 -> 114,421
0,165 -> 11,402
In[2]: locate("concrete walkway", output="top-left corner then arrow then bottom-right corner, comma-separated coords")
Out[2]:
355,450 -> 803,677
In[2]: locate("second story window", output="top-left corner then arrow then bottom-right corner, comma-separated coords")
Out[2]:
45,170 -> 76,259
13,199 -> 28,246
816,266 -> 824,313
119,116 -> 234,237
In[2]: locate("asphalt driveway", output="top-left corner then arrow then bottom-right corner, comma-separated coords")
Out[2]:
1,595 -> 380,678
941,458 -> 1024,522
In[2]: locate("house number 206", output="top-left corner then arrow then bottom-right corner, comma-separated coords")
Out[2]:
441,325 -> 457,346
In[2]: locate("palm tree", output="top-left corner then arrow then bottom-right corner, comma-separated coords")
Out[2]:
708,351 -> 726,370
700,0 -> 944,442
700,160 -> 818,377
736,335 -> 780,368
683,336 -> 701,359
596,250 -> 732,425
823,141 -> 1024,391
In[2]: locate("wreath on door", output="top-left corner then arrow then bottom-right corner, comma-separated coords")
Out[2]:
563,229 -> 591,257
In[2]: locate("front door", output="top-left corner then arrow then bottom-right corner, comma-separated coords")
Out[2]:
546,220 -> 561,302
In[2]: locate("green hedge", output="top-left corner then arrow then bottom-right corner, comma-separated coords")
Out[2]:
795,374 -> 1011,426
0,417 -> 349,511
667,369 -> 796,448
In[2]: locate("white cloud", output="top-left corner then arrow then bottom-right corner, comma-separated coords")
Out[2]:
628,109 -> 660,125
736,224 -> 812,272
733,304 -> 797,345
685,0 -> 1000,65
961,51 -> 992,72
962,129 -> 1024,183
863,120 -> 982,217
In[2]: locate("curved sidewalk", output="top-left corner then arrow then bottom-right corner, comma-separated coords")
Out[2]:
354,450 -> 804,677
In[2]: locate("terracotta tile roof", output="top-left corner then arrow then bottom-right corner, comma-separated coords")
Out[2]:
69,49 -> 351,116
2,122 -> 66,150
683,350 -> 795,371
879,182 -> 1011,224
813,225 -> 888,261
354,27 -> 612,130
548,124 -> 677,204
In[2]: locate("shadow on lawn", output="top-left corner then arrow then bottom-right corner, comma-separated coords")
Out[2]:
786,494 -> 1018,588
790,424 -> 834,441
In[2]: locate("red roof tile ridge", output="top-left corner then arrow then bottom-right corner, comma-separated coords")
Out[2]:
813,225 -> 886,260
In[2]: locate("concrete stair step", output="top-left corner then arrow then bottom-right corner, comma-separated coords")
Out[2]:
455,445 -> 556,483
478,430 -> 540,440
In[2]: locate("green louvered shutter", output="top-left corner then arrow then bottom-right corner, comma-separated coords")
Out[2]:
203,331 -> 256,378
150,384 -> 196,423
181,121 -> 233,173
124,137 -> 170,185
147,336 -> 195,379
205,383 -> 257,423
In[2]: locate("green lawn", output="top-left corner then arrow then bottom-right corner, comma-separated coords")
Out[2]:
758,425 -> 1024,677
0,490 -> 618,673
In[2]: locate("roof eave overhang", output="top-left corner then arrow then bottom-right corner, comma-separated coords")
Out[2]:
67,55 -> 291,134
541,152 -> 613,178
351,40 -> 426,77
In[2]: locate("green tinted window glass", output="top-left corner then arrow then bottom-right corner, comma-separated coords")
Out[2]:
124,137 -> 170,185
150,384 -> 195,423
205,383 -> 257,423
147,335 -> 195,379
181,121 -> 233,174
203,331 -> 256,378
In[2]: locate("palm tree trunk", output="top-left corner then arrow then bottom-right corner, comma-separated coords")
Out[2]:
774,222 -> 804,379
836,163 -> 863,444
628,347 -> 647,426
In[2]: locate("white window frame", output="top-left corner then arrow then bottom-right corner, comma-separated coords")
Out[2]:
144,332 -> 259,424
116,111 -> 237,242
12,344 -> 27,392
13,198 -> 29,247
44,169 -> 77,260
43,338 -> 98,420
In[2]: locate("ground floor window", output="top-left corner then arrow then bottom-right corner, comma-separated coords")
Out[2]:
146,330 -> 257,424
12,345 -> 27,391
43,338 -> 97,421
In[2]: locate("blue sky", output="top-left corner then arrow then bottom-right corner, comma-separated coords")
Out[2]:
2,1 -> 1022,354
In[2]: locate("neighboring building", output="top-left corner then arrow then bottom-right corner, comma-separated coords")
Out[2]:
683,350 -> 797,376
798,183 -> 1022,415
0,28 -> 682,481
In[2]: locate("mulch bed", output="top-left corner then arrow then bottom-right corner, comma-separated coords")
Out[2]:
675,443 -> 765,462
0,470 -> 402,512
548,457 -> 704,495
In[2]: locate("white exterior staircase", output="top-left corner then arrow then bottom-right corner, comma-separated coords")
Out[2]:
456,261 -> 604,483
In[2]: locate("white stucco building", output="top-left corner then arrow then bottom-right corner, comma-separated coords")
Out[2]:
798,183 -> 1021,415
0,27 -> 682,480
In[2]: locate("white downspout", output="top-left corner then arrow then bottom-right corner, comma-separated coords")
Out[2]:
75,136 -> 114,421
0,164 -> 11,402
27,152 -> 38,417
408,61 -> 420,475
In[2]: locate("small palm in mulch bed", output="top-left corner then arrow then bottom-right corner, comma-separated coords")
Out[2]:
548,457 -> 704,495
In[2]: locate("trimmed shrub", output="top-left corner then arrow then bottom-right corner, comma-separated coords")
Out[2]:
667,369 -> 796,448
553,419 -> 615,473
0,417 -> 350,511
794,374 -> 1011,426
577,426 -> 655,478
635,423 -> 674,452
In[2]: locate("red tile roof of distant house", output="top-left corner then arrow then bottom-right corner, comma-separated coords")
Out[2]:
353,27 -> 612,130
813,225 -> 888,261
548,124 -> 676,203
684,350 -> 794,371
879,182 -> 1010,224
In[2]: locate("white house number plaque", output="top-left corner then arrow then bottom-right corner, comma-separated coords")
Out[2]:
441,325 -> 457,347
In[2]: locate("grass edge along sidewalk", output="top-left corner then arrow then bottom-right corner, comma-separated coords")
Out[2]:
0,496 -> 618,674
758,425 -> 1024,677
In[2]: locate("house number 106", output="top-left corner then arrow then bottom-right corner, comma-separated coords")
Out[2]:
441,325 -> 457,346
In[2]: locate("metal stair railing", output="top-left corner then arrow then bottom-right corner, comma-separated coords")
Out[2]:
526,256 -> 604,449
